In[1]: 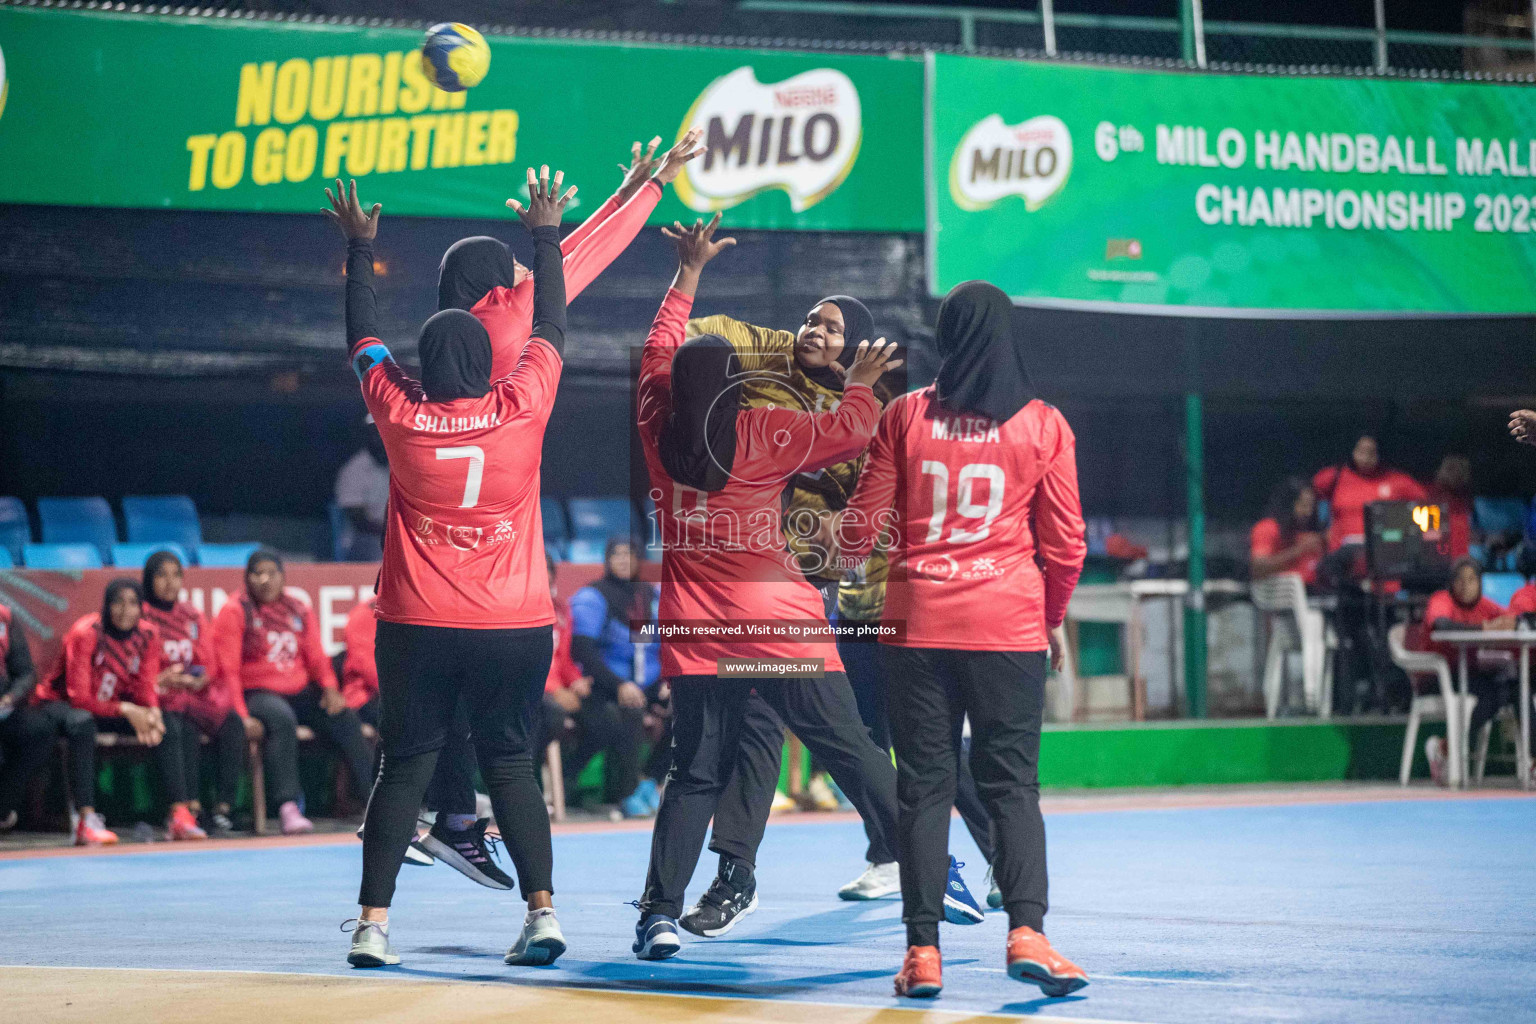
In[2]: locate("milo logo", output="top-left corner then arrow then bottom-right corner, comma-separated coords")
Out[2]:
675,66 -> 862,214
950,114 -> 1072,212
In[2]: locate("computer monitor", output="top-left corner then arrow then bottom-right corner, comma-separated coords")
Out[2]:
1365,500 -> 1451,587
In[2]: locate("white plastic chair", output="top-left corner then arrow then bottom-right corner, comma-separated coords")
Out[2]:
1252,573 -> 1334,718
1387,623 -> 1477,787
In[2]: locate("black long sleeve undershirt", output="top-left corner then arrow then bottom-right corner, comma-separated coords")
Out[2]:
528,224 -> 567,357
2,621 -> 37,706
345,237 -> 380,349
569,633 -> 624,699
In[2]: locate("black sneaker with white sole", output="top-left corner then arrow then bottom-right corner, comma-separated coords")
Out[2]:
680,871 -> 759,937
420,817 -> 515,890
404,836 -> 435,867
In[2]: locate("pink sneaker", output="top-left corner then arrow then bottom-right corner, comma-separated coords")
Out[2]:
1425,736 -> 1448,787
278,800 -> 314,835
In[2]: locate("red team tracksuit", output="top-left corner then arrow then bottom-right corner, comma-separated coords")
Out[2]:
841,390 -> 1087,948
34,613 -> 162,813
143,598 -> 248,813
634,287 -> 900,919
213,591 -> 373,809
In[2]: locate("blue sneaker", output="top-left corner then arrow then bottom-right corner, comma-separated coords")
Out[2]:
633,913 -> 682,961
635,777 -> 661,814
620,787 -> 654,819
943,857 -> 985,925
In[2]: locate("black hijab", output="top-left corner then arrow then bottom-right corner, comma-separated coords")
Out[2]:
101,578 -> 142,642
799,295 -> 874,391
659,334 -> 743,493
246,549 -> 282,575
438,236 -> 518,312
593,536 -> 648,625
142,549 -> 183,613
932,280 -> 1036,424
419,309 -> 493,402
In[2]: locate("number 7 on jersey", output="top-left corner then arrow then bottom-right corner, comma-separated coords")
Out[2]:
437,445 -> 485,509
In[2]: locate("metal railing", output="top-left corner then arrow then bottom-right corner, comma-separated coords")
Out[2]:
738,0 -> 1536,80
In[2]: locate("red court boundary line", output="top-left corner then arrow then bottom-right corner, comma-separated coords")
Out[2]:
1,786 -> 1528,862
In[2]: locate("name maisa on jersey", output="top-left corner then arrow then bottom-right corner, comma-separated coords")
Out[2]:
414,411 -> 502,433
932,415 -> 1000,443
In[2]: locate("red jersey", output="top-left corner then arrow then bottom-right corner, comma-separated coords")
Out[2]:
213,593 -> 337,717
342,596 -> 379,710
1508,583 -> 1536,617
36,612 -> 160,717
478,182 -> 661,381
350,328 -> 561,629
142,600 -> 234,730
545,598 -> 582,693
1249,518 -> 1322,586
1312,465 -> 1427,551
1432,489 -> 1472,559
639,288 -> 882,678
841,390 -> 1087,652
1416,589 -> 1508,661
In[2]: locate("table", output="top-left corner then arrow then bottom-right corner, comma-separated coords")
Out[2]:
1428,629 -> 1534,790
1067,579 -> 1247,720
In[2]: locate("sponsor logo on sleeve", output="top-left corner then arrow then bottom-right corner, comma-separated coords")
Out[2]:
949,114 -> 1072,213
675,66 -> 862,214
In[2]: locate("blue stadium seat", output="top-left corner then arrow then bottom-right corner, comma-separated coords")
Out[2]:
24,543 -> 103,570
1483,571 -> 1525,609
122,495 -> 202,551
0,497 -> 29,565
1316,498 -> 1331,528
1474,497 -> 1527,537
198,543 -> 262,568
0,547 -> 12,569
37,497 -> 116,562
541,497 -> 569,558
111,542 -> 190,569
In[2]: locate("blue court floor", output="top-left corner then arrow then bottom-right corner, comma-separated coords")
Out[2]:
2,792 -> 1534,1023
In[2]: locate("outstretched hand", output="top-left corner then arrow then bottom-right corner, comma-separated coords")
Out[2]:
838,338 -> 904,391
323,179 -> 381,240
662,212 -> 737,270
1511,410 -> 1536,446
507,165 -> 578,230
617,135 -> 665,201
653,128 -> 706,185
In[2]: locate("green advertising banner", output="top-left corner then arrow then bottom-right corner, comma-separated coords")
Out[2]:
928,53 -> 1536,315
0,7 -> 923,230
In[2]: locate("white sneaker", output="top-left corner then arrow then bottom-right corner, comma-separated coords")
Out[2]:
505,907 -> 566,966
838,861 -> 900,901
346,919 -> 400,968
1425,735 -> 1448,787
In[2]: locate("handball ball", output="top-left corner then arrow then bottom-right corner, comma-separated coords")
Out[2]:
421,23 -> 490,92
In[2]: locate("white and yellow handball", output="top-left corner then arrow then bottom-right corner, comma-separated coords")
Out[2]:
420,23 -> 490,92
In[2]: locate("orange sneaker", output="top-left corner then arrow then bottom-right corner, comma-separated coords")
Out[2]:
894,945 -> 942,998
74,811 -> 119,847
1006,926 -> 1088,997
167,805 -> 208,841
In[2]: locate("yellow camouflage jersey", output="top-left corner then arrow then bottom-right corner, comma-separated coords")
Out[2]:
685,313 -> 889,621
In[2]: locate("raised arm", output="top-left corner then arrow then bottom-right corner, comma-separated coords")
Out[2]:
324,179 -> 383,348
559,131 -> 703,298
559,136 -> 662,253
839,401 -> 904,562
506,164 -> 575,358
759,338 -> 902,477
